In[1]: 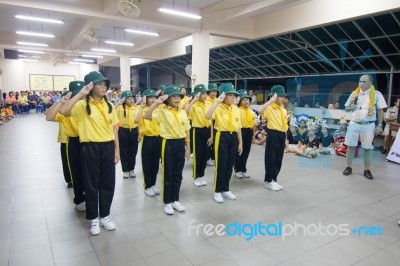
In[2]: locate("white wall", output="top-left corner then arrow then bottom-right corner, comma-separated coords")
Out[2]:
0,59 -> 98,93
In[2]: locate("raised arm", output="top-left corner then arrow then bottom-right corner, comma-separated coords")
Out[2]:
134,96 -> 146,123
45,92 -> 72,121
205,93 -> 225,119
59,83 -> 93,116
143,95 -> 168,120
258,93 -> 277,114
184,93 -> 200,114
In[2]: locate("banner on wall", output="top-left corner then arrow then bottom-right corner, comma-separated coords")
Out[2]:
387,130 -> 400,165
29,74 -> 53,91
54,75 -> 75,91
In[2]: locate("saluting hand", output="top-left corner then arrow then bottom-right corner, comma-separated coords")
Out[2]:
217,92 -> 225,103
117,97 -> 126,105
269,93 -> 278,103
193,92 -> 201,102
61,92 -> 72,103
79,82 -> 93,97
156,95 -> 168,104
140,96 -> 146,107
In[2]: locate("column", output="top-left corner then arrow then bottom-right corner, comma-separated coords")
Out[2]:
191,31 -> 210,88
120,56 -> 131,91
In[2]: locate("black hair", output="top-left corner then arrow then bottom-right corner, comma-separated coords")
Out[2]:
393,97 -> 400,105
122,102 -> 127,117
85,93 -> 112,115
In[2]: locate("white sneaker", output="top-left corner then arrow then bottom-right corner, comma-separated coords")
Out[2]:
129,170 -> 136,178
164,204 -> 174,215
222,191 -> 237,200
273,181 -> 283,190
242,172 -> 250,178
123,172 -> 129,179
214,193 -> 224,203
75,202 -> 86,212
90,218 -> 100,236
199,177 -> 207,186
265,182 -> 280,191
190,153 -> 193,158
171,201 -> 185,212
145,187 -> 155,197
193,179 -> 202,187
152,186 -> 160,195
207,159 -> 215,166
100,216 -> 116,231
235,172 -> 244,179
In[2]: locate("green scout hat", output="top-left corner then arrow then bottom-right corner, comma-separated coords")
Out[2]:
268,85 -> 287,97
163,85 -> 183,98
120,91 -> 134,99
193,84 -> 208,95
157,84 -> 166,92
84,71 -> 110,86
68,81 -> 85,96
208,83 -> 219,92
178,84 -> 185,88
237,90 -> 252,100
61,91 -> 69,97
219,83 -> 239,95
143,89 -> 157,97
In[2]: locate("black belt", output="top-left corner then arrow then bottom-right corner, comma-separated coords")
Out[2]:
353,121 -> 375,125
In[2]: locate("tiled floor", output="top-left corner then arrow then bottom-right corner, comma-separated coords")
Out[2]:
0,114 -> 400,266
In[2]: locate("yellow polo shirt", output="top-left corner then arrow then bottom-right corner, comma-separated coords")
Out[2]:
178,96 -> 189,110
152,106 -> 191,139
239,106 -> 256,128
205,96 -> 217,109
139,106 -> 160,136
71,97 -> 119,142
188,101 -> 211,128
55,112 -> 79,137
116,105 -> 139,129
262,104 -> 288,132
57,123 -> 67,143
20,95 -> 28,105
212,103 -> 241,132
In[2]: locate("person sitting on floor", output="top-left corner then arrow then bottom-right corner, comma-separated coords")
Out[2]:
318,122 -> 335,155
333,118 -> 348,157
295,124 -> 320,158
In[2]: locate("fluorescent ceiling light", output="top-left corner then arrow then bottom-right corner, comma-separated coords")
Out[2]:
124,29 -> 159,36
18,49 -> 45,54
15,15 -> 64,24
157,8 -> 201,19
31,56 -> 42,59
17,41 -> 49,47
18,54 -> 27,58
19,59 -> 39,62
16,31 -> 55,38
68,61 -> 85,65
104,40 -> 134,46
81,54 -> 103,59
74,58 -> 94,63
91,48 -> 117,53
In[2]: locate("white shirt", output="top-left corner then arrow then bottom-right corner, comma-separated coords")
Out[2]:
384,106 -> 398,120
344,88 -> 387,122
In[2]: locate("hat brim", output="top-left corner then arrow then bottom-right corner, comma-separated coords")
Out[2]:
239,95 -> 252,100
89,77 -> 110,86
268,92 -> 287,97
167,92 -> 184,98
222,90 -> 239,95
144,93 -> 157,97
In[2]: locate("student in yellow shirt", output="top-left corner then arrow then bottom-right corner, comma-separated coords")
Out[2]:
144,85 -> 191,215
60,71 -> 120,236
178,84 -> 190,110
116,91 -> 140,179
46,82 -> 86,211
185,84 -> 213,187
234,90 -> 257,179
134,89 -> 161,197
258,85 -> 288,191
205,83 -> 243,203
205,83 -> 219,166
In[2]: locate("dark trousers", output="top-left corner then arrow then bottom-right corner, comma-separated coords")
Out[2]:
214,131 -> 238,192
264,129 -> 286,183
67,137 -> 85,204
161,138 -> 185,204
235,128 -> 253,173
118,127 -> 139,172
192,127 -> 210,178
81,141 -> 115,220
60,143 -> 71,184
142,136 -> 161,189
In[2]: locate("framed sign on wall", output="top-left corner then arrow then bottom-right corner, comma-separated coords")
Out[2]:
29,74 -> 53,91
54,75 -> 75,91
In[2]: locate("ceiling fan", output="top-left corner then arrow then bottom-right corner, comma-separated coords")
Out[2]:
118,0 -> 141,17
82,27 -> 98,43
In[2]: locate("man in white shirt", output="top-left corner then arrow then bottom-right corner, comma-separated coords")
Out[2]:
342,74 -> 387,180
382,97 -> 399,154
248,89 -> 257,105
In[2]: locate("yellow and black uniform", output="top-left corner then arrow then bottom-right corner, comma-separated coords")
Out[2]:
152,106 -> 190,204
55,112 -> 85,205
57,122 -> 71,186
205,96 -> 217,161
178,95 -> 189,110
213,103 -> 241,192
188,101 -> 211,179
139,105 -> 161,189
262,92 -> 288,183
205,96 -> 217,109
71,96 -> 119,220
234,105 -> 256,174
116,103 -> 140,174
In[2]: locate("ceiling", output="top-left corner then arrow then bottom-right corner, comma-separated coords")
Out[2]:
144,8 -> 400,81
